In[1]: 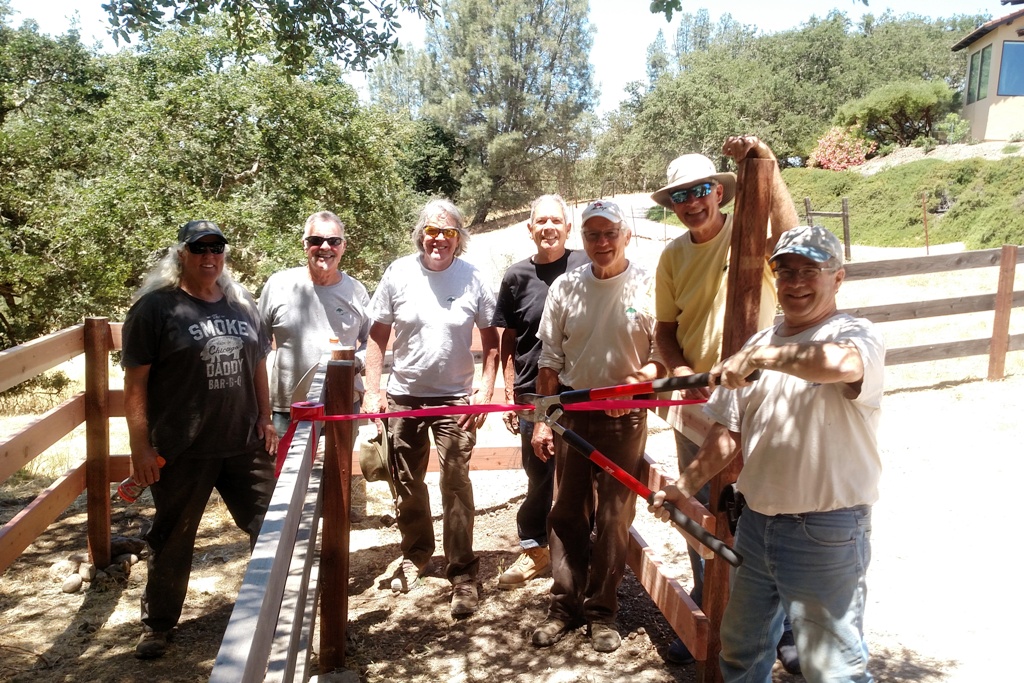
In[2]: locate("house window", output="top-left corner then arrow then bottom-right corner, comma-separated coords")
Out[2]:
967,44 -> 993,104
998,41 -> 1024,96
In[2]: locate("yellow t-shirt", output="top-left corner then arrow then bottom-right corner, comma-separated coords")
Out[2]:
655,214 -> 777,373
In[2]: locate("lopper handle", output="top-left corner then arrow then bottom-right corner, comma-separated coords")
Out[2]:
651,496 -> 743,568
560,369 -> 762,405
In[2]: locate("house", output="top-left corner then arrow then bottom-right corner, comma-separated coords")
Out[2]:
951,0 -> 1024,141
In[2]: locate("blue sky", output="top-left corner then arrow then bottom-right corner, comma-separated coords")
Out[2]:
8,0 -> 997,114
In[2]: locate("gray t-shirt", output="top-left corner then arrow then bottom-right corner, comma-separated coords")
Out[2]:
369,254 -> 496,397
258,267 -> 370,411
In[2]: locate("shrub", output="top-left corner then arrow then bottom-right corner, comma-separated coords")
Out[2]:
935,113 -> 972,144
1009,131 -> 1024,143
836,80 -> 958,147
1003,144 -> 1022,155
912,136 -> 938,153
808,127 -> 878,171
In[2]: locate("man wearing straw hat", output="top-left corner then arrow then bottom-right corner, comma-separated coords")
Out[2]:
650,135 -> 801,670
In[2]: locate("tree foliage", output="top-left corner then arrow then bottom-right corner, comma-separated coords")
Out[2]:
1,13 -> 416,349
102,0 -> 437,72
375,0 -> 597,224
835,79 -> 959,147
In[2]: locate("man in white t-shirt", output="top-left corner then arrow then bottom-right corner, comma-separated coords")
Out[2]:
652,225 -> 885,683
259,211 -> 370,435
530,200 -> 664,654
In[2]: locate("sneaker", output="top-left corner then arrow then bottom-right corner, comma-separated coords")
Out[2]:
776,629 -> 801,675
497,546 -> 550,589
666,636 -> 695,665
390,558 -> 421,594
135,628 -> 171,659
532,617 -> 570,647
450,576 -> 478,617
589,622 -> 621,653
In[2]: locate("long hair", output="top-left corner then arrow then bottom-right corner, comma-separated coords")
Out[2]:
410,198 -> 469,257
131,243 -> 253,311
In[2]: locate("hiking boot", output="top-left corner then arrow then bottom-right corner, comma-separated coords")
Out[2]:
390,558 -> 421,594
497,546 -> 550,589
450,576 -> 478,617
589,622 -> 621,653
666,636 -> 695,665
135,628 -> 172,659
776,629 -> 801,675
532,617 -> 570,647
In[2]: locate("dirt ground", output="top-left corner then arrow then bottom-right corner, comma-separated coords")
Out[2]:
3,198 -> 1023,681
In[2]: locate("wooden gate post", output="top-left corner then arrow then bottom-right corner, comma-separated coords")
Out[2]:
988,244 -> 1018,380
84,317 -> 112,569
699,158 -> 775,683
319,351 -> 355,673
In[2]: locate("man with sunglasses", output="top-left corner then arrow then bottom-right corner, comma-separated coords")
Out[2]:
258,211 -> 370,435
651,225 -> 884,683
650,135 -> 802,670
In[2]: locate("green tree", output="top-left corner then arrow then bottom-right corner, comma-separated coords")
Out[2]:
414,0 -> 596,224
646,29 -> 669,85
102,0 -> 437,72
836,79 -> 959,146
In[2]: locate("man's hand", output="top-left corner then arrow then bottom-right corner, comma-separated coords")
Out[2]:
647,483 -> 690,523
502,411 -> 520,435
257,417 -> 279,455
458,387 -> 491,430
128,442 -> 163,487
531,422 -> 555,462
671,365 -> 711,401
710,346 -> 762,390
723,134 -> 777,163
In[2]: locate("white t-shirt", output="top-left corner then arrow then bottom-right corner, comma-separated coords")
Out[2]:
258,267 -> 370,411
369,254 -> 496,397
704,313 -> 885,515
538,262 -> 660,390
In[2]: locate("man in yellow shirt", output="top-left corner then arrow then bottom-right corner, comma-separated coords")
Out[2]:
651,135 -> 800,671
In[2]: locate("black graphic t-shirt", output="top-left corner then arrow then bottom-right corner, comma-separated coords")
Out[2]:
122,287 -> 271,461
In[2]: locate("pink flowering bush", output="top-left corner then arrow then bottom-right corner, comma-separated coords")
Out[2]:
808,127 -> 877,171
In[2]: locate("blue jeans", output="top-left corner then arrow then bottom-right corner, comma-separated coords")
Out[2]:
721,507 -> 873,683
516,418 -> 555,549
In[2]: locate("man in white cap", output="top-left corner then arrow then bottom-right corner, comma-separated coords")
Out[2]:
651,225 -> 884,682
650,135 -> 801,669
529,199 -> 664,654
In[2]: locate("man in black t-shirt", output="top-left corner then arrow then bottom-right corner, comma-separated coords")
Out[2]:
492,194 -> 588,589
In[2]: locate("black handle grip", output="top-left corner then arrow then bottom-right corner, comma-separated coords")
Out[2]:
651,369 -> 762,394
649,495 -> 744,568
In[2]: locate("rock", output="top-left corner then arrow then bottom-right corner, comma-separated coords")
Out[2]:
114,552 -> 140,566
94,570 -> 109,582
68,552 -> 89,563
62,574 -> 83,593
309,669 -> 360,683
50,559 -> 79,580
78,563 -> 96,581
111,535 -> 147,557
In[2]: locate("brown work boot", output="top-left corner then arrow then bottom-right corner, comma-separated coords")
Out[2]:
532,617 -> 570,647
589,622 -> 621,653
135,627 -> 172,659
450,576 -> 478,617
390,557 -> 422,594
497,546 -> 550,589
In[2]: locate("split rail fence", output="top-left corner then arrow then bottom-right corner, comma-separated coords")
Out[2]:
0,243 -> 1020,680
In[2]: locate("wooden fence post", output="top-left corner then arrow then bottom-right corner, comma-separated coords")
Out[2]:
319,351 -> 355,673
84,317 -> 112,569
698,158 -> 774,683
841,197 -> 851,262
988,244 -> 1018,380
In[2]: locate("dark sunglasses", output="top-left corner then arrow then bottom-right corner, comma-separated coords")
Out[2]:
186,242 -> 226,254
670,182 -> 715,204
304,236 -> 345,247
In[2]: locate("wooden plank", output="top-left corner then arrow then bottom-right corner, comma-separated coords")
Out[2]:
884,336 -> 1024,365
0,325 -> 84,393
110,322 -> 123,351
84,318 -> 112,569
843,248 -> 1024,281
843,291 -> 1024,323
0,394 -> 85,483
109,389 -> 124,417
637,452 -> 716,560
627,526 -> 708,660
0,463 -> 86,574
210,408 -> 321,683
109,454 -> 131,482
988,245 -> 1017,380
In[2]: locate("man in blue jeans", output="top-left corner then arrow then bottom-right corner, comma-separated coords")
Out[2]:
493,195 -> 588,589
652,226 -> 884,682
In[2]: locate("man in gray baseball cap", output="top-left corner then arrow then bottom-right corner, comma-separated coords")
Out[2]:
651,135 -> 801,670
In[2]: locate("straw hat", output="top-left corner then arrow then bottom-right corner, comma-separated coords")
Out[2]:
650,154 -> 736,209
